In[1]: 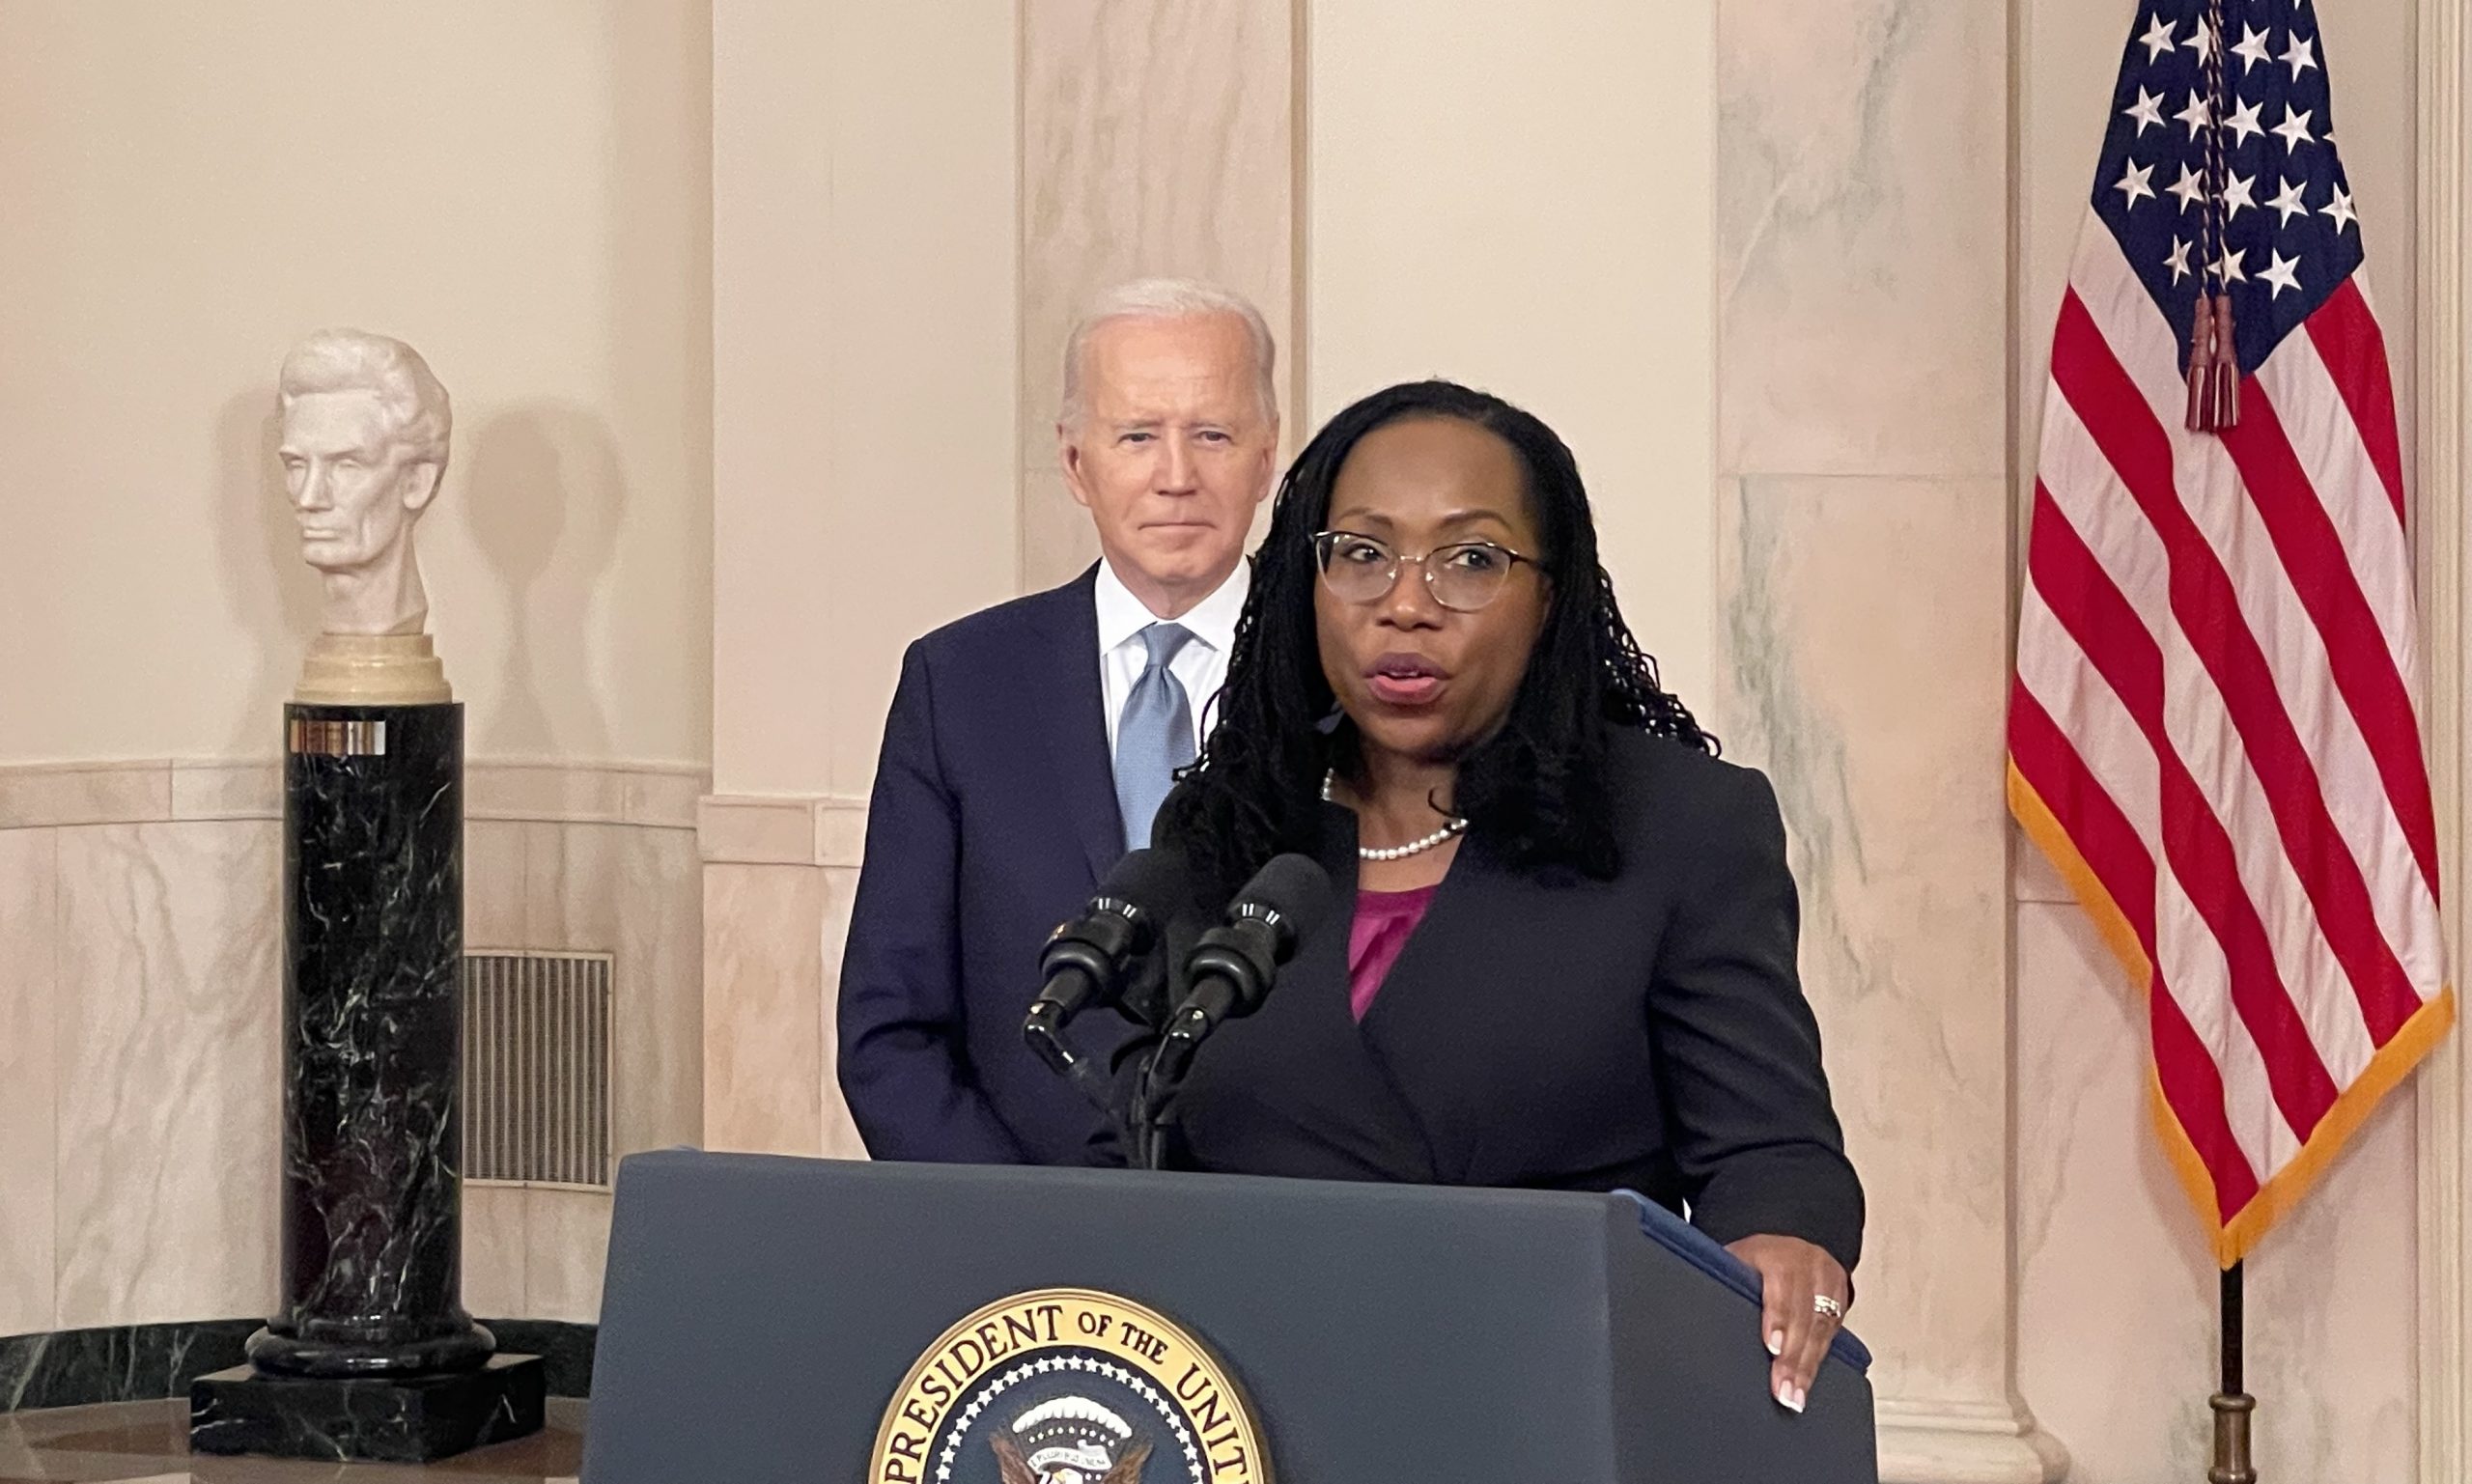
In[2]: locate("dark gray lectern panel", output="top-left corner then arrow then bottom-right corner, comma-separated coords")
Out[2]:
583,1151 -> 1874,1484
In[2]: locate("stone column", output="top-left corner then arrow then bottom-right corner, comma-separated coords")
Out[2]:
254,694 -> 483,1376
1714,3 -> 2065,1480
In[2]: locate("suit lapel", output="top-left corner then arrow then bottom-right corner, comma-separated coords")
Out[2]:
1353,829 -> 1498,1179
1029,567 -> 1126,882
1354,839 -> 1538,1183
1223,809 -> 1444,1181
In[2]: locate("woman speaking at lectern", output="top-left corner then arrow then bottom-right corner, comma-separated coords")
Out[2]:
1140,379 -> 1863,1414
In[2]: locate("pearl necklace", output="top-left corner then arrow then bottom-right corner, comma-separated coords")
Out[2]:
1322,770 -> 1470,862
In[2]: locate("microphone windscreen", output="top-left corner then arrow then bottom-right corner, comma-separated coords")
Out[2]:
1092,846 -> 1194,920
1230,853 -> 1334,944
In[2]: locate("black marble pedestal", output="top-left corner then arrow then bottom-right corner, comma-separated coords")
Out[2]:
191,702 -> 532,1461
189,1354 -> 546,1463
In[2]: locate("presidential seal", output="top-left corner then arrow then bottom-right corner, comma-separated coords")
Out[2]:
870,1288 -> 1269,1484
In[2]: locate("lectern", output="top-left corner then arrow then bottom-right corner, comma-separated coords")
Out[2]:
583,1151 -> 1875,1483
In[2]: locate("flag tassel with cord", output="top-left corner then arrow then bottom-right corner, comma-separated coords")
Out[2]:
2008,0 -> 2452,1475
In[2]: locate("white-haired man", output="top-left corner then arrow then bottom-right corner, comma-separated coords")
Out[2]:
838,279 -> 1279,1163
276,329 -> 454,637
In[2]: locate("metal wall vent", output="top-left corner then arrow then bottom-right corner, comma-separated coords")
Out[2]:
462,950 -> 614,1190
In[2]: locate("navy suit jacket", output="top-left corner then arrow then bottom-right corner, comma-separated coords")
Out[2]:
837,568 -> 1133,1164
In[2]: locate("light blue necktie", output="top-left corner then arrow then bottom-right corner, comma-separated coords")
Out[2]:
1114,622 -> 1196,852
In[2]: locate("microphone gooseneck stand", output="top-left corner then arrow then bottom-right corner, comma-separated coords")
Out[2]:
1126,854 -> 1335,1170
1134,1057 -> 1172,1173
1029,851 -> 1335,1174
1130,1040 -> 1194,1172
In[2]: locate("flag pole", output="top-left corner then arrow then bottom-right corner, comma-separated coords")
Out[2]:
2194,5 -> 2252,1478
2208,1262 -> 2255,1483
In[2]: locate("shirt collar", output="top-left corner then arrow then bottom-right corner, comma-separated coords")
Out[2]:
1094,556 -> 1250,656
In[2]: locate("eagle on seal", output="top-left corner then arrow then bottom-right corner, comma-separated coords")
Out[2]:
990,1394 -> 1155,1484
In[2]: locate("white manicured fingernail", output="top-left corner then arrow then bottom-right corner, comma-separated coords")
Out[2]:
1776,1377 -> 1803,1413
1766,1329 -> 1784,1357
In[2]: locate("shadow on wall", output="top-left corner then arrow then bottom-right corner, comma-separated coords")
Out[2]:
214,386 -> 323,753
464,405 -> 625,759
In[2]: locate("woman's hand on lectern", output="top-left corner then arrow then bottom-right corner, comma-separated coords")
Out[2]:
1724,1233 -> 1851,1414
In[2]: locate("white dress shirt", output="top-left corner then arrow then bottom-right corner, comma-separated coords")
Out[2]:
1096,558 -> 1250,756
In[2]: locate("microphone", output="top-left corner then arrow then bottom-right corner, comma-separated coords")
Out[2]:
1151,854 -> 1333,1082
1024,848 -> 1192,1078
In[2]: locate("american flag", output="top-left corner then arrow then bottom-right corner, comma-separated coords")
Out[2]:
2008,0 -> 2454,1265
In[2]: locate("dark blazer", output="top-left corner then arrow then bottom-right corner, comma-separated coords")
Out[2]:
1141,728 -> 1864,1273
837,568 -> 1132,1165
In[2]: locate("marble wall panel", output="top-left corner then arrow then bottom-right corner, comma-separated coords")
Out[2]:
464,815 -> 705,1325
0,829 -> 58,1335
467,764 -> 709,830
522,1188 -> 610,1327
1018,0 -> 1300,590
2014,902 -> 2417,1483
4,764 -> 698,1333
696,796 -> 820,866
0,765 -> 170,831
464,819 -> 527,950
467,765 -> 631,826
51,821 -> 280,1330
815,862 -> 868,1162
167,761 -> 279,822
525,822 -> 703,1156
616,770 -> 705,831
1711,476 -> 2012,1407
460,818 -> 533,1319
460,1185 -> 527,1323
815,799 -> 867,873
703,861 -> 826,1156
1716,0 -> 2007,481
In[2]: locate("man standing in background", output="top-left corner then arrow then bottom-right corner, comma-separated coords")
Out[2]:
837,279 -> 1279,1163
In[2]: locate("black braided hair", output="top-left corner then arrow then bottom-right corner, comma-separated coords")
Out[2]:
1159,378 -> 1714,904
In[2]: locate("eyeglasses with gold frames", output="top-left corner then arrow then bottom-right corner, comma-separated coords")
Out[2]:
1310,529 -> 1537,613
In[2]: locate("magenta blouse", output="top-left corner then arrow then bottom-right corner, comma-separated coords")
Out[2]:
1346,884 -> 1440,1022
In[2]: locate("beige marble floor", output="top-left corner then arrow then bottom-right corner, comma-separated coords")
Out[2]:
0,1399 -> 584,1483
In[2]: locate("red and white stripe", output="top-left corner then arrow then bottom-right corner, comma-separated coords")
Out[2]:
2009,208 -> 2449,1259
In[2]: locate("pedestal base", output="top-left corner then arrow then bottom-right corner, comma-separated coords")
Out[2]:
188,1353 -> 545,1463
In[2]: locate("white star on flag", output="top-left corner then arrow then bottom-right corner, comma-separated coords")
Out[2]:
2213,244 -> 2249,285
2266,176 -> 2310,226
2165,237 -> 2194,285
2185,91 -> 2225,140
2139,12 -> 2179,63
2223,98 -> 2264,147
2282,32 -> 2319,80
2321,182 -> 2359,233
2182,17 -> 2218,59
2115,159 -> 2156,209
2271,104 -> 2315,152
2221,170 -> 2258,221
2167,162 -> 2207,213
2122,86 -> 2165,136
2259,249 -> 2303,298
2230,23 -> 2273,73
2176,90 -> 2213,140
